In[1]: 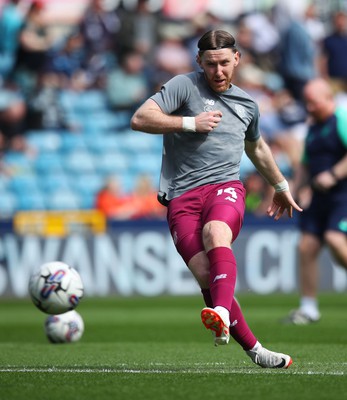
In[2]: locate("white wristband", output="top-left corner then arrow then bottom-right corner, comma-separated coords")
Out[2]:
182,117 -> 196,132
273,179 -> 289,193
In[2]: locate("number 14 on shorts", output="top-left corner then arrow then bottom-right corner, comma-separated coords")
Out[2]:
217,187 -> 237,202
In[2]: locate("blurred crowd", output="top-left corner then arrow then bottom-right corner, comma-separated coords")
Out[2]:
1,0 -> 347,219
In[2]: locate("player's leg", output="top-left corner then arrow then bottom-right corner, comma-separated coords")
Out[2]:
285,232 -> 322,324
167,184 -> 238,333
166,187 -> 229,341
299,233 -> 322,321
199,285 -> 292,368
199,182 -> 246,344
324,201 -> 347,268
189,245 -> 233,345
325,229 -> 347,267
284,195 -> 324,324
231,298 -> 292,368
201,219 -> 236,331
168,185 -> 292,367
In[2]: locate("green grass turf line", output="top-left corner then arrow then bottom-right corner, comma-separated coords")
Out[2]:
0,293 -> 347,400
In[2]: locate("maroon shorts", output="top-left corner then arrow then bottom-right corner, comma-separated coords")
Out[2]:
167,181 -> 246,264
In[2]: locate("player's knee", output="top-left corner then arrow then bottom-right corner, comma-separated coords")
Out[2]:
298,240 -> 307,255
324,230 -> 345,251
298,234 -> 321,257
202,220 -> 232,249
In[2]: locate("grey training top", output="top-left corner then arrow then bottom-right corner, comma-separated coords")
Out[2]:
151,71 -> 260,201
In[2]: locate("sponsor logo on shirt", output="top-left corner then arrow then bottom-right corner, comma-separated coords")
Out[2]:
203,98 -> 215,112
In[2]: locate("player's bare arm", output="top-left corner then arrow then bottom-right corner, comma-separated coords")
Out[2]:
312,153 -> 347,192
131,99 -> 222,134
245,137 -> 285,185
245,137 -> 303,219
131,99 -> 182,134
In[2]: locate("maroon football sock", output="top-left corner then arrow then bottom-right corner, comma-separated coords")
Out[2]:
201,289 -> 257,350
201,288 -> 213,307
207,247 -> 236,311
229,298 -> 257,350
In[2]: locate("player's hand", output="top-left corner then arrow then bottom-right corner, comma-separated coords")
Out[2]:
195,111 -> 222,133
267,191 -> 303,220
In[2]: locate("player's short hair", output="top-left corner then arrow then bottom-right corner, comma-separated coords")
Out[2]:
197,30 -> 239,55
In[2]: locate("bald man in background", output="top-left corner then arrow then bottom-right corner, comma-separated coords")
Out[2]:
285,78 -> 347,324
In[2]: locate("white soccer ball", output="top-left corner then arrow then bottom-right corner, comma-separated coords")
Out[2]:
45,310 -> 84,343
28,261 -> 84,314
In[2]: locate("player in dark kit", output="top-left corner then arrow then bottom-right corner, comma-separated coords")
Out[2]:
285,78 -> 347,324
131,30 -> 302,368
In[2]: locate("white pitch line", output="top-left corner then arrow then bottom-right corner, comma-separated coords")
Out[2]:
0,368 -> 345,376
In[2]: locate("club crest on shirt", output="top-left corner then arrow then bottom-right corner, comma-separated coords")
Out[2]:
203,98 -> 215,112
234,104 -> 246,118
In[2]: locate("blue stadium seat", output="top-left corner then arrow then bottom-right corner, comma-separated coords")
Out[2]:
60,90 -> 107,113
113,110 -> 132,130
72,172 -> 104,197
79,194 -> 96,209
45,189 -> 81,210
3,151 -> 34,173
60,132 -> 87,153
64,150 -> 96,174
129,153 -> 162,176
0,175 -> 9,191
0,190 -> 18,215
26,130 -> 62,153
117,130 -> 162,154
17,190 -> 46,210
82,112 -> 125,134
95,152 -> 128,175
34,153 -> 64,174
8,174 -> 40,194
39,171 -> 71,193
84,133 -> 122,154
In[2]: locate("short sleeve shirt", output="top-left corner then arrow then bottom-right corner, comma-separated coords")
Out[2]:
302,106 -> 347,200
151,72 -> 260,200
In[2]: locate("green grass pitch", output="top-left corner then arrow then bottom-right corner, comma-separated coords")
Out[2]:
1,293 -> 347,400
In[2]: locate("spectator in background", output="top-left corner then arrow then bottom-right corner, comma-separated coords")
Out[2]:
44,30 -> 87,88
13,0 -> 55,96
236,62 -> 305,170
161,0 -> 208,21
151,27 -> 193,91
272,3 -> 317,102
96,175 -> 165,220
237,12 -> 280,71
0,86 -> 26,150
321,10 -> 347,93
106,48 -> 149,112
303,3 -> 326,45
117,0 -> 160,58
95,176 -> 135,220
129,174 -> 166,219
284,78 -> 347,325
25,72 -> 76,131
0,0 -> 26,80
78,0 -> 120,87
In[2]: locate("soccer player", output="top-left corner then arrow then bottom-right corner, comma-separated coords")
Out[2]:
131,30 -> 302,368
284,78 -> 347,324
